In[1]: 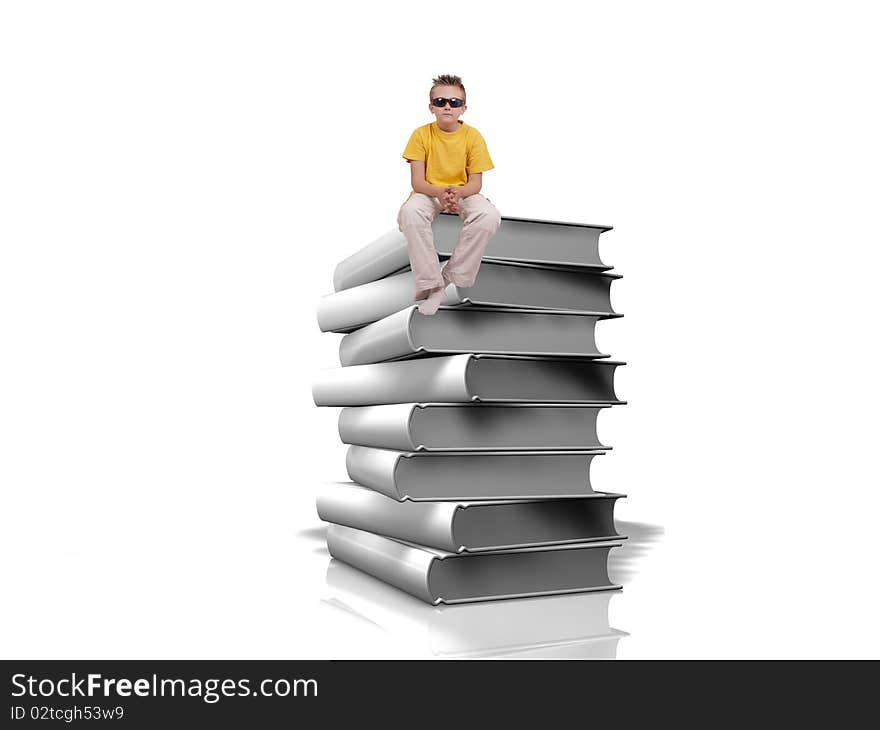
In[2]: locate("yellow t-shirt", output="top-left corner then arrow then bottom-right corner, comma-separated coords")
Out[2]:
402,121 -> 494,197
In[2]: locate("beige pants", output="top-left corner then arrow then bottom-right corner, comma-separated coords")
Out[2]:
397,193 -> 502,300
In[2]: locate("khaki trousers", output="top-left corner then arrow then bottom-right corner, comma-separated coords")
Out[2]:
397,193 -> 502,300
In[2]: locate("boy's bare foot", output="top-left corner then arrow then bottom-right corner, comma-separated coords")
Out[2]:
417,288 -> 445,315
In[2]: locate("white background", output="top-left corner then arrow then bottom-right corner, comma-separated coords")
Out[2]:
2,0 -> 878,659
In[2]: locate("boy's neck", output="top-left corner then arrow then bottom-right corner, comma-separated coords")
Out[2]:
436,120 -> 463,133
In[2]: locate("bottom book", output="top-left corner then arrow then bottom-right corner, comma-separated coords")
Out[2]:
325,559 -> 628,658
326,523 -> 623,605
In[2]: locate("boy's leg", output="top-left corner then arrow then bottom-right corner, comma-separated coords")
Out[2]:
397,193 -> 444,300
443,194 -> 502,289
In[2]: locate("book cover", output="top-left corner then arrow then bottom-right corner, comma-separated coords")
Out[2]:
338,306 -> 606,366
345,446 -> 603,501
333,216 -> 613,292
317,482 -> 624,553
318,260 -> 620,333
326,524 -> 622,605
338,403 -> 609,451
312,354 -> 624,407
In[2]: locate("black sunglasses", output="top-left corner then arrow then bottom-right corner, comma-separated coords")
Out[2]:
431,97 -> 465,108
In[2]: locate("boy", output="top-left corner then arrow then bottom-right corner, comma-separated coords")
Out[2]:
398,74 -> 502,315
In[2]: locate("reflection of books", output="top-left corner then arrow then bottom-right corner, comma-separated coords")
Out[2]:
339,306 -> 607,366
346,447 -> 603,501
312,354 -> 624,407
318,260 -> 619,333
327,524 -> 622,605
325,559 -> 628,658
318,483 -> 623,552
332,218 -> 612,292
338,403 -> 609,451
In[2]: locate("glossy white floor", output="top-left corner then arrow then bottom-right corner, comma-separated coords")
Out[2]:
3,1 -> 879,659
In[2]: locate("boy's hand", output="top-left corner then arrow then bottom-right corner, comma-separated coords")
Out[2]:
437,193 -> 454,213
441,186 -> 462,214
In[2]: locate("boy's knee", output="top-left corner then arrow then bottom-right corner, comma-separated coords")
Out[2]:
399,199 -> 434,228
467,206 -> 501,234
398,205 -> 427,228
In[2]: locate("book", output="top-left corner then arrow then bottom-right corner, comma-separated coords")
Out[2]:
326,523 -> 622,605
325,559 -> 627,658
338,403 -> 609,451
317,260 -> 620,333
317,482 -> 624,552
338,306 -> 606,366
345,446 -> 603,501
312,354 -> 624,407
333,215 -> 613,292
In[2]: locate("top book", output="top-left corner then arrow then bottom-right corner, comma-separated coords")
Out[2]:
333,215 -> 613,291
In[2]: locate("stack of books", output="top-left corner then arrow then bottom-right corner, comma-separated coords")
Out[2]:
312,213 -> 626,605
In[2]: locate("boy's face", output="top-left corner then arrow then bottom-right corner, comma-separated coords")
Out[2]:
428,85 -> 467,125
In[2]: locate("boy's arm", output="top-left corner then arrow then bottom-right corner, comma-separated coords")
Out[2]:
408,160 -> 447,198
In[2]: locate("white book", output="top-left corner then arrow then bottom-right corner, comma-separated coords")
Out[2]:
312,354 -> 624,407
333,216 -> 612,292
317,482 -> 624,553
338,403 -> 609,451
326,524 -> 622,605
345,446 -> 602,501
338,306 -> 606,366
317,260 -> 620,333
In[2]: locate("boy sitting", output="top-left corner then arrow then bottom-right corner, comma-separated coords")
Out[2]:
398,74 -> 502,315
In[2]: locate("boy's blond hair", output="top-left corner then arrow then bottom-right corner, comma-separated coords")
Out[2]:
429,74 -> 466,102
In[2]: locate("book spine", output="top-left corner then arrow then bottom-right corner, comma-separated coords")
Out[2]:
318,270 -> 458,333
339,307 -> 416,366
338,405 -> 418,451
317,486 -> 458,552
345,446 -> 404,500
311,355 -> 474,406
332,229 -> 411,292
326,524 -> 436,603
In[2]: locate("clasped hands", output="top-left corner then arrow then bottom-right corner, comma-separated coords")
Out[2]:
439,186 -> 464,214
